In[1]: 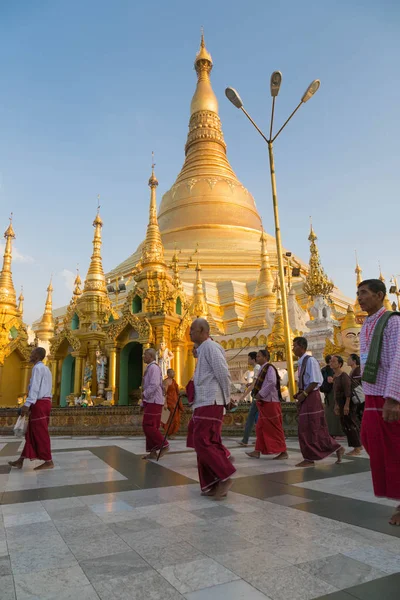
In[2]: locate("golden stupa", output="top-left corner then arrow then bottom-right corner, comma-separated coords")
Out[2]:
109,35 -> 277,287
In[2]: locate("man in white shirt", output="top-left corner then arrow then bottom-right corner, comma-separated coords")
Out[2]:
293,337 -> 345,468
9,347 -> 54,471
190,318 -> 236,499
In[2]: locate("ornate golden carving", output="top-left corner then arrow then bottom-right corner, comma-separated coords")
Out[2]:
303,225 -> 334,299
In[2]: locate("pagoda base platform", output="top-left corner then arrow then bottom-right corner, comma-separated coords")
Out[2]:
0,404 -> 299,437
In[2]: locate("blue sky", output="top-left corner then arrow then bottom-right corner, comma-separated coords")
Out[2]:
1,0 -> 399,324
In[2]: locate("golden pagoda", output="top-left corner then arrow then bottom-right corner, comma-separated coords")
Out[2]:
0,216 -> 32,406
21,35 -> 354,408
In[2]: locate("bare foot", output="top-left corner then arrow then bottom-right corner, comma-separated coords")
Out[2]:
389,511 -> 400,526
228,455 -> 236,464
142,451 -> 157,460
335,446 -> 346,464
215,478 -> 233,500
346,447 -> 362,456
34,461 -> 54,471
295,460 -> 315,468
246,451 -> 260,459
8,459 -> 23,469
201,486 -> 217,497
273,452 -> 289,460
238,441 -> 249,447
158,445 -> 170,459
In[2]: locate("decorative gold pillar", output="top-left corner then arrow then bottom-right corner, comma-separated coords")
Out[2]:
0,364 -> 3,405
172,340 -> 185,386
73,355 -> 84,396
48,359 -> 58,397
107,346 -> 117,405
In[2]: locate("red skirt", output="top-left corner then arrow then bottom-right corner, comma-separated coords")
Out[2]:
142,402 -> 169,453
255,401 -> 286,455
298,390 -> 340,461
361,395 -> 400,500
193,405 -> 236,491
187,416 -> 194,448
21,398 -> 52,462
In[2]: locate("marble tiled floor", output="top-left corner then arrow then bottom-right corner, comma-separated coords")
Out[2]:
1,436 -> 399,600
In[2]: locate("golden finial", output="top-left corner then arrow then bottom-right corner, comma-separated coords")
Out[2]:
355,250 -> 363,286
73,266 -> 82,299
378,261 -> 385,282
0,214 -> 17,312
36,275 -> 55,341
195,28 -> 212,68
303,222 -> 334,299
191,258 -> 208,318
148,151 -> 158,188
18,286 -> 24,315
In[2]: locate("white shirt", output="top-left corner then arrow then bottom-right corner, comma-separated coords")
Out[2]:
297,354 -> 323,390
24,362 -> 52,406
193,338 -> 231,408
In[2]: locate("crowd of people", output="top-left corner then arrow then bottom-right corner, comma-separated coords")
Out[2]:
8,279 -> 400,525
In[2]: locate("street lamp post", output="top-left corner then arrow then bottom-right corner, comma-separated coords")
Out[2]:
225,75 -> 320,399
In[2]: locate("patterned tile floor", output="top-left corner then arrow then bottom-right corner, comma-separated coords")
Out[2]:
0,436 -> 399,599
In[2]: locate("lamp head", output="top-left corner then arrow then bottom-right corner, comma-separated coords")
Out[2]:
301,79 -> 320,103
270,71 -> 282,97
225,87 -> 243,109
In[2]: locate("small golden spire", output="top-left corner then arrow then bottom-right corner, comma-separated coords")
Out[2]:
82,203 -> 107,294
0,213 -> 18,312
18,286 -> 24,316
191,259 -> 208,318
303,222 -> 334,299
72,266 -> 82,299
241,231 -> 275,331
378,262 -> 385,282
36,276 -> 55,341
140,163 -> 165,267
355,250 -> 362,286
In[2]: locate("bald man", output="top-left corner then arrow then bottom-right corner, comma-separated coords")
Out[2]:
190,318 -> 236,499
141,348 -> 169,460
9,347 -> 53,471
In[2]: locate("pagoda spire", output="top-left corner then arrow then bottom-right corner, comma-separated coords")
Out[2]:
82,202 -> 107,296
139,157 -> 167,270
241,231 -> 275,330
36,276 -> 55,341
191,260 -> 208,318
355,251 -> 362,287
17,287 -> 24,316
170,246 -> 184,293
72,267 -> 82,300
353,252 -> 366,320
378,263 -> 393,311
303,222 -> 334,299
0,214 -> 18,314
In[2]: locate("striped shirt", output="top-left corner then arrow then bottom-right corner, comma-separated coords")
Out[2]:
142,361 -> 164,405
360,307 -> 400,402
193,338 -> 231,408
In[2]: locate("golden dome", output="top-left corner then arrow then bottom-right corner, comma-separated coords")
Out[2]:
340,305 -> 358,331
157,35 -> 263,275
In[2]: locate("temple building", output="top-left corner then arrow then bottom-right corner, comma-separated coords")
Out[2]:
0,36 -> 380,407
